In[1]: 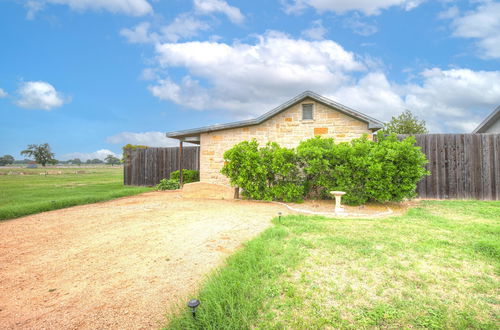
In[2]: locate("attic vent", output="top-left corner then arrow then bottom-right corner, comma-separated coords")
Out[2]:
302,104 -> 313,120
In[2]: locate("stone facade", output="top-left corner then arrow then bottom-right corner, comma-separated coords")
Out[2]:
200,97 -> 373,185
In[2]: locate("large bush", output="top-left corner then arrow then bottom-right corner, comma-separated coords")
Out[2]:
298,133 -> 429,204
296,137 -> 336,199
221,140 -> 303,202
221,134 -> 428,205
364,133 -> 429,202
170,169 -> 200,183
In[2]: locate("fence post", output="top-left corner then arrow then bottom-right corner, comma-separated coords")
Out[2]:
179,140 -> 184,187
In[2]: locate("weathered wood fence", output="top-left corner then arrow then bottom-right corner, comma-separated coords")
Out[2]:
124,147 -> 200,186
404,134 -> 500,200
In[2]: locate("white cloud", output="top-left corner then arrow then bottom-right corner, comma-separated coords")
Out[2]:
25,1 -> 44,20
149,31 -> 364,115
403,68 -> 500,131
301,20 -> 327,40
120,22 -> 156,44
343,13 -> 378,36
332,72 -> 406,119
144,31 -> 500,133
450,2 -> 500,59
437,6 -> 459,20
121,14 -> 210,44
15,81 -> 69,110
140,68 -> 160,81
329,68 -> 500,132
282,0 -> 424,16
106,131 -> 180,147
193,0 -> 244,23
161,13 -> 211,42
0,88 -> 7,98
25,0 -> 152,18
60,149 -> 119,161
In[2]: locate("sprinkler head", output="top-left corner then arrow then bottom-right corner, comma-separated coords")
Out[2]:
187,299 -> 200,318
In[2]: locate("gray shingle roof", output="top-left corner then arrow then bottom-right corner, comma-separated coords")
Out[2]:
166,91 -> 384,139
472,106 -> 500,133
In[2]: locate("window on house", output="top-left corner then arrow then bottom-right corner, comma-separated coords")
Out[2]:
302,104 -> 313,120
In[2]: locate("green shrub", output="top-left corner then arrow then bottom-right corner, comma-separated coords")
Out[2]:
364,133 -> 429,203
170,169 -> 200,183
220,134 -> 428,205
221,140 -> 303,202
260,142 -> 304,201
156,178 -> 180,190
326,137 -> 373,205
221,140 -> 266,199
296,136 -> 337,199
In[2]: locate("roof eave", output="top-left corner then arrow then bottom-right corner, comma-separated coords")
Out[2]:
472,106 -> 500,133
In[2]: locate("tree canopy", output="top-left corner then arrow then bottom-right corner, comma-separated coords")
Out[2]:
383,110 -> 428,135
86,158 -> 104,164
105,155 -> 121,165
0,155 -> 15,166
20,143 -> 56,167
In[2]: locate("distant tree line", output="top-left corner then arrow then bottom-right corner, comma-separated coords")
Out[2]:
0,143 -> 123,166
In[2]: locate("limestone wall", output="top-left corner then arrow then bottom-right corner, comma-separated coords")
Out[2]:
200,98 -> 373,185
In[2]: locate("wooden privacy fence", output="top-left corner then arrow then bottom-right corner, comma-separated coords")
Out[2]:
124,147 -> 200,186
402,134 -> 500,200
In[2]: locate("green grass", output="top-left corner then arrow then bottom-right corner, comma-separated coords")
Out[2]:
165,200 -> 500,329
0,166 -> 151,220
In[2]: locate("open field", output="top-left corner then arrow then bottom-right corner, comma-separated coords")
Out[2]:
167,200 -> 500,329
0,166 -> 151,220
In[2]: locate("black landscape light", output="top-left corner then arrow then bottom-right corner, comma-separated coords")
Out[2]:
187,299 -> 200,318
278,212 -> 282,223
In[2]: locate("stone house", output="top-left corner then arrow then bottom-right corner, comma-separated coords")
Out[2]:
166,91 -> 384,185
473,106 -> 500,133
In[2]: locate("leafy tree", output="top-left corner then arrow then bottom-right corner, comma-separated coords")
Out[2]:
86,158 -> 104,164
0,155 -> 15,166
69,158 -> 82,165
383,109 -> 428,134
20,143 -> 56,167
105,155 -> 121,165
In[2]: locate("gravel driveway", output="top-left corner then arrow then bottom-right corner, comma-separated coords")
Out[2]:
0,191 -> 286,329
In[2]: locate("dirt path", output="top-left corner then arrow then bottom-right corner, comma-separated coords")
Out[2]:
0,191 -> 286,329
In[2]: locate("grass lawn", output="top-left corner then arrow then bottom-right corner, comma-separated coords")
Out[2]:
0,166 -> 151,220
166,200 -> 499,329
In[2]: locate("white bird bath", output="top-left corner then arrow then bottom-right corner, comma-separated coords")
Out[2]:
330,191 -> 346,214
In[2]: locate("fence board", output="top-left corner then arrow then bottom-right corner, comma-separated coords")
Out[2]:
124,146 -> 200,186
400,134 -> 500,200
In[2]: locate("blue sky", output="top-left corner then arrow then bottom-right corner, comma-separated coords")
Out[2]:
1,0 -> 499,160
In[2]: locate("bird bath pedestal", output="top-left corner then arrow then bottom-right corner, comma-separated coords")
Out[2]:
330,191 -> 346,214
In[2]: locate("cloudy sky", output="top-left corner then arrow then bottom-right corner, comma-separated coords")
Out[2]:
1,0 -> 499,160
